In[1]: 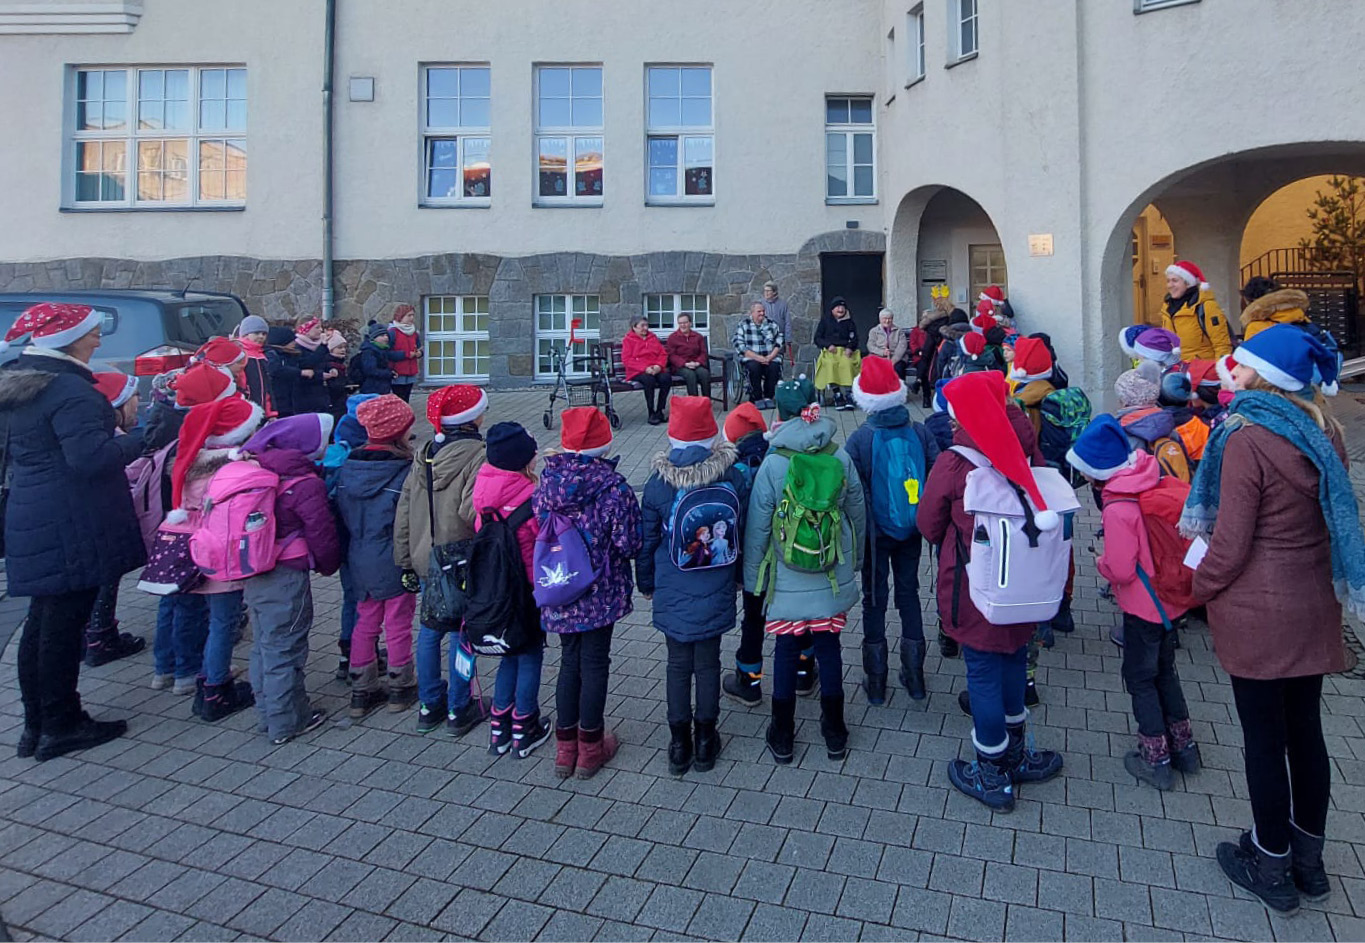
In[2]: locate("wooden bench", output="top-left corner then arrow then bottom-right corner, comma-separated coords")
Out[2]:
591,340 -> 731,427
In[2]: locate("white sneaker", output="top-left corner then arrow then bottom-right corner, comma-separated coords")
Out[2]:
151,673 -> 174,691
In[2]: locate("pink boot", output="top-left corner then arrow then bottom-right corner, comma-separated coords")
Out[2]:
575,726 -> 619,780
554,727 -> 578,779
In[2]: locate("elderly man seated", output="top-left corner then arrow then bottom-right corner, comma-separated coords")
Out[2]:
732,301 -> 784,409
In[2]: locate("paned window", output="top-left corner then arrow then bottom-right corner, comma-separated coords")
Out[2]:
422,65 -> 491,205
910,6 -> 927,82
644,294 -> 710,339
425,296 -> 490,381
969,244 -> 1008,305
825,96 -> 875,202
535,294 -> 600,379
954,0 -> 978,59
646,65 -> 713,204
535,65 -> 603,204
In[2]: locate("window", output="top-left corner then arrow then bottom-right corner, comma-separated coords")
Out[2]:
68,66 -> 246,207
909,6 -> 927,83
825,97 -> 875,203
952,0 -> 978,60
425,296 -> 490,381
646,65 -> 713,204
644,294 -> 710,339
535,294 -> 600,379
969,244 -> 1007,305
1134,0 -> 1200,10
422,65 -> 490,205
535,65 -> 603,204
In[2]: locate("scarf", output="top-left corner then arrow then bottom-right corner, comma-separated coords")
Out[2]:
239,336 -> 267,359
1180,389 -> 1365,619
294,333 -> 323,351
22,346 -> 91,369
390,321 -> 417,336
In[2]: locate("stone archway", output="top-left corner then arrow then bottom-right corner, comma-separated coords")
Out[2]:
887,185 -> 1008,325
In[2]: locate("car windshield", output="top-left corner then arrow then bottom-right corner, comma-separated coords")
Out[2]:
166,300 -> 245,345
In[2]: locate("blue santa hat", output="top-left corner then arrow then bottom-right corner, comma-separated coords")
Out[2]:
1066,415 -> 1137,481
1233,323 -> 1340,397
932,378 -> 952,413
1118,324 -> 1147,359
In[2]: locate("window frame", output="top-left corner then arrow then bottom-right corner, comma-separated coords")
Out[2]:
65,64 -> 247,210
419,63 -> 492,208
968,243 -> 1008,307
533,64 -> 605,207
534,294 -> 601,380
424,295 -> 491,382
949,0 -> 978,64
824,96 -> 877,206
644,64 -> 715,206
643,293 -> 711,341
908,5 -> 927,86
1133,0 -> 1200,11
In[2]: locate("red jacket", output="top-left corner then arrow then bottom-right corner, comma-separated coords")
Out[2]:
389,326 -> 421,378
622,330 -> 668,381
665,330 -> 709,373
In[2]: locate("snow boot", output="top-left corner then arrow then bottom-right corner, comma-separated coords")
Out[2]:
202,679 -> 256,723
386,662 -> 418,712
820,695 -> 849,761
554,726 -> 578,779
767,697 -> 796,765
1217,835 -> 1299,914
575,726 -> 619,780
488,705 -> 513,755
948,748 -> 1016,813
512,711 -> 552,759
668,721 -> 693,776
348,663 -> 387,719
899,639 -> 927,701
1003,720 -> 1063,784
722,667 -> 763,707
693,720 -> 721,773
1124,733 -> 1175,791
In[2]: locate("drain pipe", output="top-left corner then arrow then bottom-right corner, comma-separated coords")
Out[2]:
321,0 -> 337,322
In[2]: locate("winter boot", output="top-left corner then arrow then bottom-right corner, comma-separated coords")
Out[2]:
512,711 -> 552,759
948,748 -> 1016,812
1024,680 -> 1039,707
767,697 -> 796,765
821,695 -> 849,760
1217,835 -> 1299,914
794,651 -> 818,697
899,639 -> 927,701
348,663 -> 387,719
416,695 -> 447,734
447,697 -> 489,737
863,634 -> 889,706
16,708 -> 39,759
1167,719 -> 1201,775
192,676 -> 206,718
34,711 -> 127,762
554,726 -> 578,779
488,705 -> 513,755
202,680 -> 256,723
693,720 -> 721,773
1124,733 -> 1175,791
938,630 -> 960,659
1050,596 -> 1075,633
575,726 -> 619,780
1287,824 -> 1331,902
83,622 -> 146,668
386,662 -> 418,712
1035,621 -> 1055,650
668,721 -> 693,776
958,689 -> 973,716
1003,720 -> 1063,784
723,667 -> 763,707
335,638 -> 350,682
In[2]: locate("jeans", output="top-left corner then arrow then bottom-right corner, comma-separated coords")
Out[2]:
416,625 -> 473,711
1230,673 -> 1330,854
204,591 -> 246,685
861,534 -> 924,679
676,366 -> 712,397
352,594 -> 416,670
493,644 -> 545,716
743,359 -> 781,401
18,589 -> 98,733
735,591 -> 766,672
962,644 -> 1029,754
557,624 -> 613,730
1120,613 -> 1189,738
666,635 -> 722,725
244,568 -> 313,741
772,631 -> 841,700
636,372 -> 672,414
153,594 -> 208,679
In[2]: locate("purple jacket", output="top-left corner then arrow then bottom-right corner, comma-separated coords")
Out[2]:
532,452 -> 642,634
255,448 -> 342,577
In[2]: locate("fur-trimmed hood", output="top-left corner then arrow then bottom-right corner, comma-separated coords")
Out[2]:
1240,288 -> 1310,332
650,440 -> 737,490
940,320 -> 971,341
187,447 -> 236,483
0,368 -> 62,409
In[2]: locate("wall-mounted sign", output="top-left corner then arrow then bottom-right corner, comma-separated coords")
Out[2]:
1150,234 -> 1173,250
919,259 -> 948,282
1028,234 -> 1054,257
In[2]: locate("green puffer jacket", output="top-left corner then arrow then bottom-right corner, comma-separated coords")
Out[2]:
742,413 -> 865,621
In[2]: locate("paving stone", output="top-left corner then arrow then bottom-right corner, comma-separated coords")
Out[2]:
538,867 -> 607,911
586,875 -> 653,923
876,844 -> 933,887
1149,887 -> 1213,935
740,902 -> 808,941
1093,876 -> 1152,924
732,859 -> 796,905
478,898 -> 552,941
635,883 -> 704,932
824,837 -> 884,878
634,843 -> 699,883
928,853 -> 985,896
687,894 -> 755,940
273,899 -> 353,941
682,851 -> 745,894
225,886 -> 309,937
117,910 -> 197,942
946,895 -> 1007,941
1037,869 -> 1093,916
1063,914 -> 1124,941
889,885 -> 952,935
536,911 -> 605,942
834,877 -> 897,924
430,888 -> 505,937
1207,894 -> 1272,940
1119,845 -> 1176,887
800,913 -> 862,941
983,861 -> 1039,906
330,910 -> 399,942
1005,904 -> 1065,942
385,876 -> 460,926
784,868 -> 845,915
776,830 -> 835,869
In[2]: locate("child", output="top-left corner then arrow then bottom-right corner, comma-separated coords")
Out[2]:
354,322 -> 396,395
325,391 -> 380,681
926,379 -> 954,452
237,413 -> 342,743
473,422 -> 551,758
744,390 -> 865,764
1009,336 -> 1057,439
265,325 -> 304,417
845,355 -> 938,703
394,385 -> 489,736
1066,416 -> 1198,791
234,315 -> 274,415
720,402 -> 769,707
387,305 -> 423,402
334,394 -> 419,720
534,407 -> 642,779
639,397 -> 747,775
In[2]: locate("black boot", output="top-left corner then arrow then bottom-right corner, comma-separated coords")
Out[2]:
820,695 -> 849,761
722,667 -> 762,707
693,720 -> 721,773
794,651 -> 817,697
1004,720 -> 1063,784
767,698 -> 796,765
192,676 -> 206,718
34,712 -> 127,762
1217,836 -> 1299,914
958,689 -> 973,716
348,663 -> 387,720
83,622 -> 146,668
336,638 -> 350,683
938,630 -> 960,659
899,640 -> 927,701
863,635 -> 888,706
1287,825 -> 1331,901
668,721 -> 693,776
201,680 -> 256,723
1024,680 -> 1039,707
16,724 -> 38,760
948,748 -> 1016,812
1050,596 -> 1075,633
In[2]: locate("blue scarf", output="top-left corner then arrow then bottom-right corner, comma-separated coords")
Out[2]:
1180,389 -> 1365,619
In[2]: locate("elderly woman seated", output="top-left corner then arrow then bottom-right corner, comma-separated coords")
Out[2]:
866,308 -> 909,379
622,314 -> 673,424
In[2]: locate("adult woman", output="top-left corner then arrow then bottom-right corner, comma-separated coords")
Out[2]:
0,303 -> 146,762
866,308 -> 908,378
813,296 -> 861,411
915,292 -> 953,408
1159,260 -> 1233,359
1183,324 -> 1358,914
622,315 -> 672,425
387,305 -> 423,402
665,313 -> 711,397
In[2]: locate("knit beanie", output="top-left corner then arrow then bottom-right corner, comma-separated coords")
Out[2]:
486,422 -> 538,471
1113,369 -> 1159,409
723,402 -> 767,443
355,394 -> 415,444
237,314 -> 269,337
243,413 -> 335,461
1066,415 -> 1136,481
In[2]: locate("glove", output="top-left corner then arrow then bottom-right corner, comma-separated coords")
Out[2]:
401,569 -> 421,594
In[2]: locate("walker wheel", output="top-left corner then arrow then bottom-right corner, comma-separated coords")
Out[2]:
542,411 -> 553,430
608,409 -> 622,430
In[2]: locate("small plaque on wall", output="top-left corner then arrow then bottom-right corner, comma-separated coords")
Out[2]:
1028,234 -> 1054,257
919,259 -> 948,282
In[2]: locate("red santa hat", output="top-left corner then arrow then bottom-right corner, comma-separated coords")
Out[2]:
93,371 -> 137,408
167,397 -> 264,523
851,354 -> 907,413
723,402 -> 767,443
1166,260 -> 1207,291
980,285 -> 1006,306
971,305 -> 996,333
943,371 -> 1059,531
196,337 -> 245,371
667,396 -> 719,450
959,332 -> 987,359
0,302 -> 103,355
1009,336 -> 1054,382
560,406 -> 613,458
172,362 -> 237,408
426,384 -> 488,442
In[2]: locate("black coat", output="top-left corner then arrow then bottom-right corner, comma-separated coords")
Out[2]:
0,355 -> 146,596
814,314 -> 859,351
354,341 -> 395,395
266,344 -> 331,416
142,400 -> 186,453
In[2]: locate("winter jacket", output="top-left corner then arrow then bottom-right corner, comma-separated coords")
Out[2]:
393,429 -> 484,570
742,415 -> 865,621
178,449 -> 246,595
665,330 -> 710,374
1191,424 -> 1350,680
1013,379 -> 1056,439
866,325 -> 908,365
1160,285 -> 1233,360
931,322 -> 971,384
532,452 -> 642,634
0,354 -> 146,596
143,400 -> 187,453
471,465 -> 540,580
252,448 -> 341,576
1240,288 -> 1311,340
295,342 -> 334,413
814,314 -> 859,352
388,325 -> 422,380
925,411 -> 954,453
265,346 -> 303,417
916,418 -> 1045,655
354,341 -> 395,395
622,330 -> 669,381
1095,451 -> 1185,624
845,405 -> 940,542
240,354 -> 272,416
638,442 -> 747,642
334,448 -> 412,600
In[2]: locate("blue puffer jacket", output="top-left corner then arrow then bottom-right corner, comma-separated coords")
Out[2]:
0,353 -> 146,596
844,405 -> 940,542
333,448 -> 412,601
638,441 -> 748,642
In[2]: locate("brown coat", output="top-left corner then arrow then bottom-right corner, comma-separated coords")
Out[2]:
1191,424 -> 1349,680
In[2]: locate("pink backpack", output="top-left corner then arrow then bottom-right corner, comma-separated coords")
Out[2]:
126,442 -> 177,553
189,461 -> 311,581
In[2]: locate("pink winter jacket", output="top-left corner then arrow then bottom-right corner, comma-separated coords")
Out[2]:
471,465 -> 540,580
1096,451 -> 1188,624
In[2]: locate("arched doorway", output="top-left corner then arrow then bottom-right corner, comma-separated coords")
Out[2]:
887,185 -> 1008,323
1130,205 -> 1175,327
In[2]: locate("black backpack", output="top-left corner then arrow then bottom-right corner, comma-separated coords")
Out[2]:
461,501 -> 538,656
347,351 -> 367,387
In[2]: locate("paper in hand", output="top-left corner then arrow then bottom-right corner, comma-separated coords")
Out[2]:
1183,537 -> 1209,570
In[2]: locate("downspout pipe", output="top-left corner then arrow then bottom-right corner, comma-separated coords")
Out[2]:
322,0 -> 337,322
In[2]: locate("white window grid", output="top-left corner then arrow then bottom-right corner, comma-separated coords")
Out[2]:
954,0 -> 978,59
535,65 -> 604,205
645,65 -> 714,205
535,294 -> 601,379
909,6 -> 927,83
68,65 -> 246,208
644,294 -> 710,340
421,65 -> 491,206
425,295 -> 490,381
1134,0 -> 1200,11
825,97 -> 876,204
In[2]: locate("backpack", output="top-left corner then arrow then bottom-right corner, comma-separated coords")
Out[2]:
462,501 -> 538,656
949,446 -> 1080,625
532,510 -> 600,608
1151,436 -> 1193,483
870,426 -> 927,541
1120,408 -> 1192,483
137,514 -> 204,595
347,351 -> 367,387
126,441 -> 178,553
1037,387 -> 1092,472
665,483 -> 742,570
907,326 -> 928,364
757,446 -> 846,599
1114,478 -> 1198,625
189,461 -> 311,581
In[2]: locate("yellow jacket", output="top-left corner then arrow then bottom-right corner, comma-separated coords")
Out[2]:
1160,288 -> 1233,359
1239,288 -> 1311,340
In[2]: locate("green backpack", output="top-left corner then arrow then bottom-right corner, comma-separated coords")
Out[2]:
757,445 -> 846,599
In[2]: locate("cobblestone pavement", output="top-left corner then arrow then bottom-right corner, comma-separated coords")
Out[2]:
3,386 -> 1365,942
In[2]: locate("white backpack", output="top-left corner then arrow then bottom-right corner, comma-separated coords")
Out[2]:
950,446 -> 1080,626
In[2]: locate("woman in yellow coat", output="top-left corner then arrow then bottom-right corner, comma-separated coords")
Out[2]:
1239,278 -> 1312,340
1159,260 -> 1233,359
